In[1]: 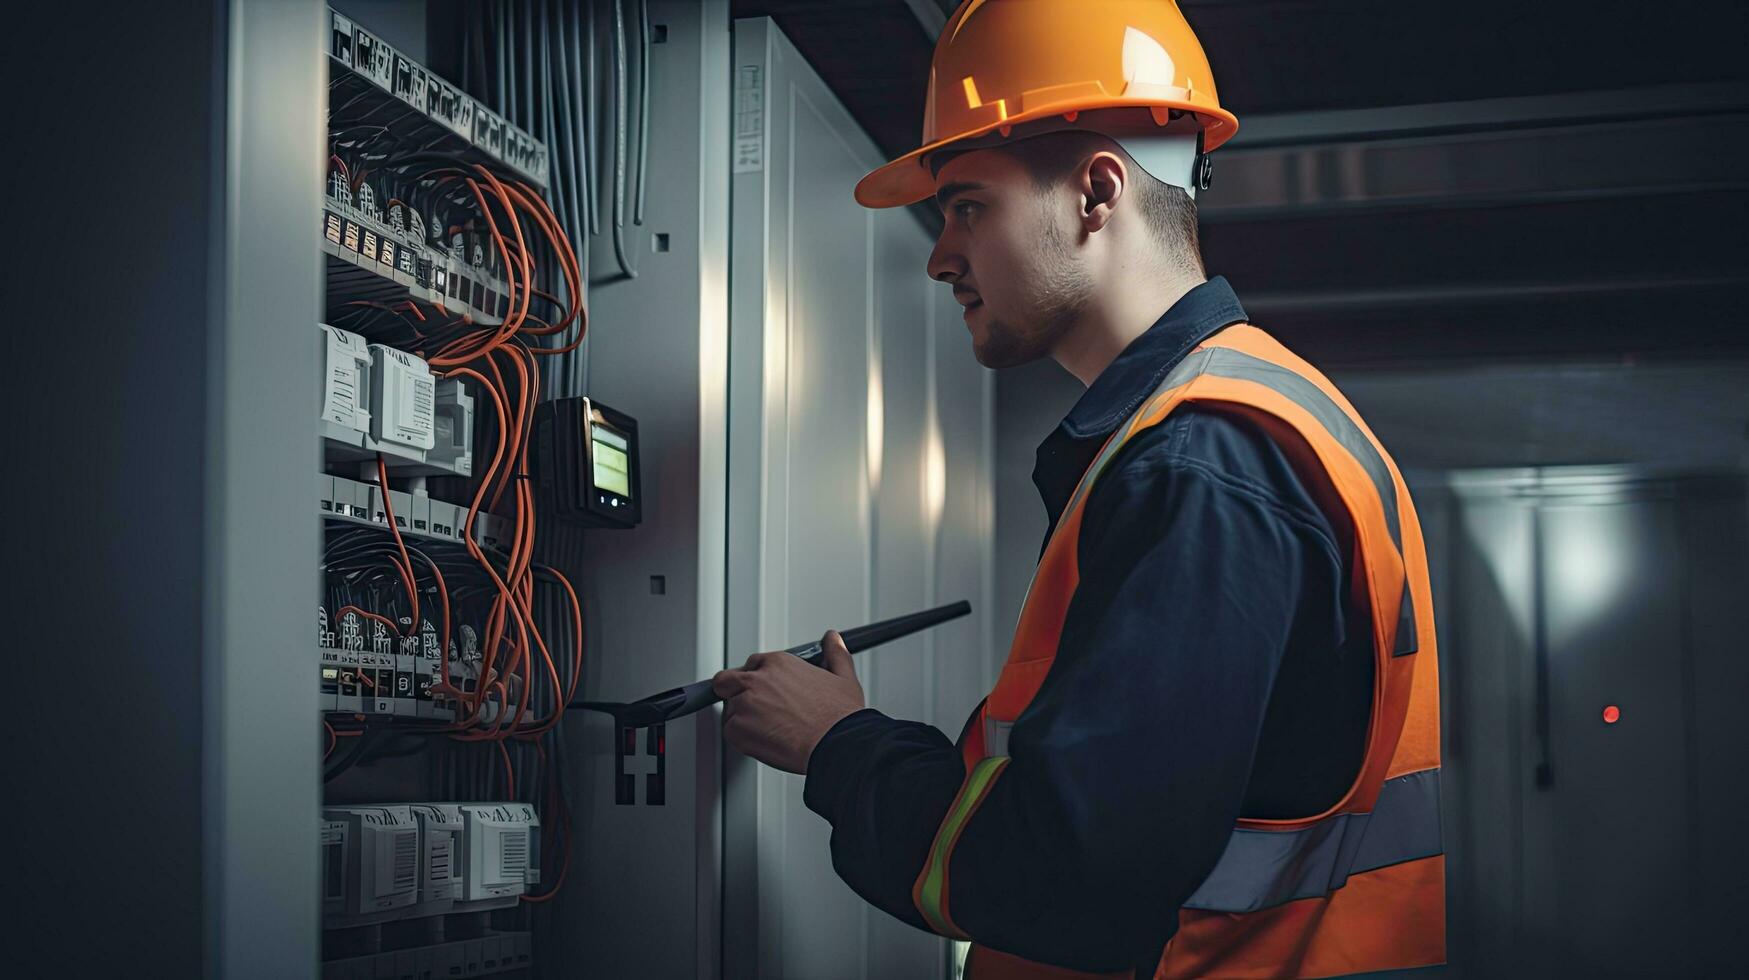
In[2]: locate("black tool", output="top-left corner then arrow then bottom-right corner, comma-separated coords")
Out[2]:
569,600 -> 972,728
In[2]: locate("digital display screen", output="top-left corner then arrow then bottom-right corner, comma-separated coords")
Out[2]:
592,424 -> 631,499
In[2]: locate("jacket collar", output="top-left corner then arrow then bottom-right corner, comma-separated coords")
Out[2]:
1033,276 -> 1249,526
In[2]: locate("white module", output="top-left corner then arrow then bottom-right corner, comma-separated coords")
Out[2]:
323,805 -> 420,923
320,818 -> 351,920
430,377 -> 475,476
320,324 -> 372,435
457,802 -> 541,904
369,344 -> 436,452
406,804 -> 465,917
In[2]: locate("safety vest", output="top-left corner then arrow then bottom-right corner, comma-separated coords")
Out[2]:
913,324 -> 1444,979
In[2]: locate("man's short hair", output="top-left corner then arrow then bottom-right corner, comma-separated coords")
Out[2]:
992,131 -> 1203,270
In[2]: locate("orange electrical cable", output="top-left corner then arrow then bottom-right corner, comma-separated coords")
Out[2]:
521,739 -> 573,903
375,456 -> 421,637
442,368 -> 531,721
335,604 -> 400,636
337,164 -> 585,759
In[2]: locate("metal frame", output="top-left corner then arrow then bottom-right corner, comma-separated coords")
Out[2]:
205,0 -> 326,976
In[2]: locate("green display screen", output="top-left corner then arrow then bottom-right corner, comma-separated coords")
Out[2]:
592,425 -> 631,498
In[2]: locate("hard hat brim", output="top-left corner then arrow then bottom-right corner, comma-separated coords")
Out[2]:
854,103 -> 1239,209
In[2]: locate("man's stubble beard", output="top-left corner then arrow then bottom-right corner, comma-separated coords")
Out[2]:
973,217 -> 1094,370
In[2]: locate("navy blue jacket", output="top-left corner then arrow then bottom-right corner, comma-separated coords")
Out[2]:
803,278 -> 1374,974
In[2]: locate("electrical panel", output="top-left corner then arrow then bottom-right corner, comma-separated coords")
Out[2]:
318,6 -> 591,977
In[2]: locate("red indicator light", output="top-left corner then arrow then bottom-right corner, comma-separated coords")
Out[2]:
1602,705 -> 1621,724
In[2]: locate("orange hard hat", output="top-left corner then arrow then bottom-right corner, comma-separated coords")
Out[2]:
856,0 -> 1239,209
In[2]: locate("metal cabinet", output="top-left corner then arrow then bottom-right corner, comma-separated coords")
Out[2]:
725,17 -> 996,980
1422,468 -> 1748,977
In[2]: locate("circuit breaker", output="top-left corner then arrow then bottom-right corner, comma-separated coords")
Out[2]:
368,343 -> 436,454
457,803 -> 541,906
320,818 -> 351,921
322,805 -> 420,926
406,803 -> 464,919
320,324 -> 372,436
321,802 -> 535,929
430,377 -> 475,476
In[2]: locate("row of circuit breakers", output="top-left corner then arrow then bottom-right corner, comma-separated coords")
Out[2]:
323,803 -> 540,928
317,584 -> 505,724
322,931 -> 530,980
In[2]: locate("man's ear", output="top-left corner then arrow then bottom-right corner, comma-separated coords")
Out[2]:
1080,151 -> 1127,234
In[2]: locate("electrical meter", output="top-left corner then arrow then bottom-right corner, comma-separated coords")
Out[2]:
533,396 -> 641,528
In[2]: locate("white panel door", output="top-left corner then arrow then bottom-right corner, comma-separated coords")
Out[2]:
725,17 -> 995,980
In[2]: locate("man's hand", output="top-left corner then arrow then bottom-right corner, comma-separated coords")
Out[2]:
713,630 -> 866,774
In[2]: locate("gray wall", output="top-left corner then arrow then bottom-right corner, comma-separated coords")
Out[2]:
556,2 -> 732,978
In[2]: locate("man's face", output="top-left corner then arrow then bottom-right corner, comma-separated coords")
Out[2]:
927,149 -> 1093,369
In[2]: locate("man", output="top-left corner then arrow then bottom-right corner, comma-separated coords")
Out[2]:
713,3 -> 1444,977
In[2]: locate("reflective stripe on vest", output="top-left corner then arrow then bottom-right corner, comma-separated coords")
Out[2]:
1065,344 -> 1416,658
1183,768 -> 1441,913
913,325 -> 1442,978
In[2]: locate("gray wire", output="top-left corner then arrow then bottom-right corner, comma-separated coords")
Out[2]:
583,1 -> 599,237
521,0 -> 534,130
546,0 -> 587,398
537,0 -> 562,399
576,3 -> 594,396
508,0 -> 521,125
634,0 -> 651,227
494,1 -> 508,114
542,0 -> 566,225
610,0 -> 637,279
